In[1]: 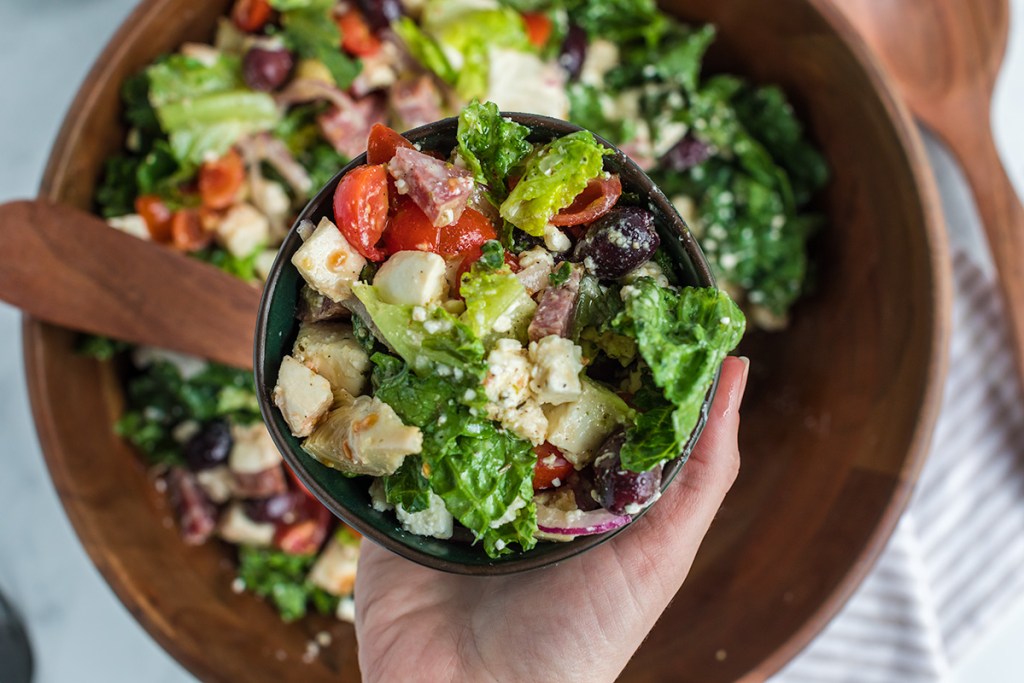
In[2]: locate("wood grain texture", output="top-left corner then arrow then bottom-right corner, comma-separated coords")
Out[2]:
834,0 -> 1024,391
22,0 -> 950,681
0,200 -> 260,369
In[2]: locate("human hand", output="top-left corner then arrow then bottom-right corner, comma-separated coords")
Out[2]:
354,356 -> 749,683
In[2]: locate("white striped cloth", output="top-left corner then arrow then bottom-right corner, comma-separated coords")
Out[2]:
771,250 -> 1024,682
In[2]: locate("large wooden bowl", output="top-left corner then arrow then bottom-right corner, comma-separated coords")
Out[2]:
25,0 -> 949,681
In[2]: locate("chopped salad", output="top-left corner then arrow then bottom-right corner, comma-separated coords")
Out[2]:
272,102 -> 745,557
89,0 -> 827,624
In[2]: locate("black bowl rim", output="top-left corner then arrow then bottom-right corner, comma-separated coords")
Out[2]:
255,112 -> 721,575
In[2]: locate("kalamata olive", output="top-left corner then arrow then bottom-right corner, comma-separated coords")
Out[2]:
559,24 -> 587,82
592,432 -> 663,515
660,134 -> 713,173
183,420 -> 233,471
243,46 -> 295,92
244,491 -> 301,524
573,206 -> 660,280
356,0 -> 403,31
567,469 -> 602,512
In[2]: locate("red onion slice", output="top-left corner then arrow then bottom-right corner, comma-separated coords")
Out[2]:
536,501 -> 631,537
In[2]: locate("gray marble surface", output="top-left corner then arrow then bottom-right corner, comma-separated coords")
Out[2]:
0,1 -> 1022,681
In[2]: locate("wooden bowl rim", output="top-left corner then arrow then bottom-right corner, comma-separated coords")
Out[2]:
21,0 -> 952,679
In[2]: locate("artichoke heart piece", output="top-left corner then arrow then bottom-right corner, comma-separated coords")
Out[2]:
292,321 -> 371,397
273,355 -> 334,438
302,394 -> 423,477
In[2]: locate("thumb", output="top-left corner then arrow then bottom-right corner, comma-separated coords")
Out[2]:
611,355 -> 748,600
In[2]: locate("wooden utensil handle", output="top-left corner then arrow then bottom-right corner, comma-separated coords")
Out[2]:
0,200 -> 261,370
951,125 -> 1024,386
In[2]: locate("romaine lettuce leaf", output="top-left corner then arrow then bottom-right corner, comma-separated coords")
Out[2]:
147,54 -> 281,164
499,131 -> 610,236
456,100 -> 533,205
394,17 -> 457,84
426,419 -> 537,557
613,281 -> 745,471
352,283 -> 486,377
370,353 -> 536,557
460,269 -> 537,346
422,1 -> 533,101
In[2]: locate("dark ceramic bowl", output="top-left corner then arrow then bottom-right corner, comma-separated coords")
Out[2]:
254,113 -> 719,574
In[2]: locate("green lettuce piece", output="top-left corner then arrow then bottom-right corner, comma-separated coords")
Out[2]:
566,83 -> 637,145
460,269 -> 537,346
147,54 -> 280,164
456,100 -> 533,205
279,1 -> 362,89
382,457 -> 433,513
114,360 -> 260,465
147,53 -> 242,107
613,281 -> 745,471
352,283 -> 486,376
424,417 -> 537,557
237,547 -> 339,623
499,131 -> 610,236
394,17 -> 457,84
422,1 -> 532,100
371,353 -> 537,557
733,85 -> 830,206
570,0 -> 669,45
194,245 -> 262,282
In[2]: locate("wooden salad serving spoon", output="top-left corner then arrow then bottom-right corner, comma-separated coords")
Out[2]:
0,200 -> 261,369
834,0 -> 1024,381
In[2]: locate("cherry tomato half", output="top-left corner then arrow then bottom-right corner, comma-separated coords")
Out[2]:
333,164 -> 389,262
198,149 -> 245,210
438,208 -> 497,257
337,8 -> 382,57
533,443 -> 574,491
367,123 -> 415,165
232,0 -> 272,33
383,196 -> 440,254
522,12 -> 553,48
170,209 -> 212,253
135,194 -> 173,243
550,174 -> 622,227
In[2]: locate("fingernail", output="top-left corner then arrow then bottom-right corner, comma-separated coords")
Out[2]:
737,356 -> 750,406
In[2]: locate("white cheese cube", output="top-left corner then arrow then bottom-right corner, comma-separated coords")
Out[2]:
229,422 -> 283,474
218,503 -> 275,547
216,202 -> 270,258
529,336 -> 584,405
396,490 -> 454,540
483,340 -> 549,445
308,536 -> 360,596
372,250 -> 448,306
292,217 -> 367,302
273,355 -> 334,438
545,378 -> 631,466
